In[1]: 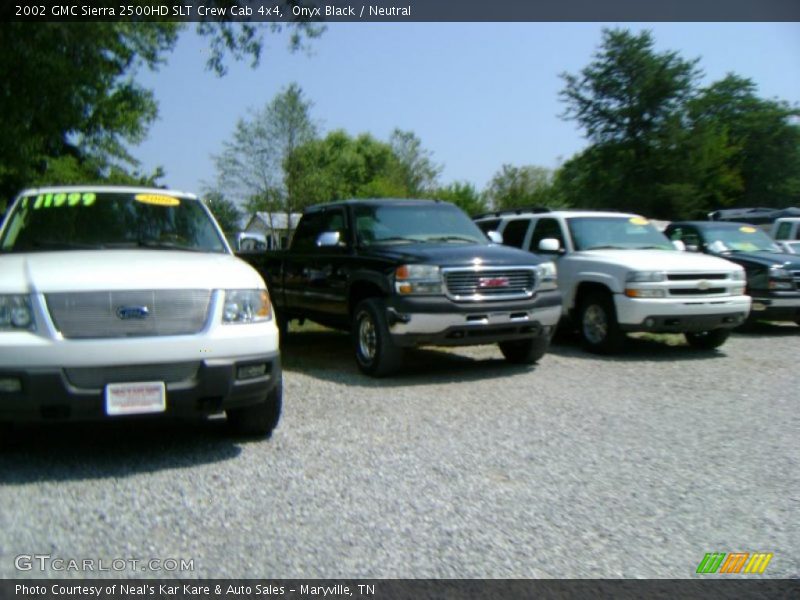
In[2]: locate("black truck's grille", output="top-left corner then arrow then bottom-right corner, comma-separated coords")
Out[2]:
443,267 -> 537,301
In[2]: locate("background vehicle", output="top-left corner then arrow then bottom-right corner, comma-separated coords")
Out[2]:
708,206 -> 800,232
771,217 -> 800,242
0,186 -> 282,436
666,221 -> 800,326
475,209 -> 750,353
777,240 -> 800,255
241,199 -> 562,377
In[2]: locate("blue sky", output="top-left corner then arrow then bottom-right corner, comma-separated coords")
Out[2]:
133,23 -> 800,200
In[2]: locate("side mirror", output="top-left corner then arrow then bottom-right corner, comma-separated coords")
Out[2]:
538,238 -> 561,253
487,231 -> 503,244
316,231 -> 341,248
672,240 -> 686,251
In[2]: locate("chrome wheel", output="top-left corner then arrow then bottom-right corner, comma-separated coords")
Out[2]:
582,303 -> 608,345
357,311 -> 377,363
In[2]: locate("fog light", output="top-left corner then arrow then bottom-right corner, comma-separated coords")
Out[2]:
644,318 -> 656,328
0,378 -> 22,393
237,364 -> 268,380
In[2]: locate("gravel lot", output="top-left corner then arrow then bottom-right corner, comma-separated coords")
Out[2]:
1,322 -> 797,579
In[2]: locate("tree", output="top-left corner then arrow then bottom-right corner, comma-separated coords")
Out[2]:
204,191 -> 243,233
431,181 -> 487,216
0,18 -> 323,210
285,131 -> 409,205
485,165 -> 564,210
558,28 -> 703,217
214,83 -> 318,232
389,129 -> 442,196
687,75 -> 800,209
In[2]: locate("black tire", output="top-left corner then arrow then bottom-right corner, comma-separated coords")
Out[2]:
577,292 -> 625,354
685,329 -> 731,350
274,307 -> 289,347
499,337 -> 549,365
227,383 -> 282,438
352,298 -> 403,377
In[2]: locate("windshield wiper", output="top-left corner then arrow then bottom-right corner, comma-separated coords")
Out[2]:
584,244 -> 627,250
26,240 -> 102,251
370,236 -> 418,245
424,235 -> 480,244
101,239 -> 204,252
636,245 -> 670,250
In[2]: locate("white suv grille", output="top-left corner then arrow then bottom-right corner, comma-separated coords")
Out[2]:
46,290 -> 212,338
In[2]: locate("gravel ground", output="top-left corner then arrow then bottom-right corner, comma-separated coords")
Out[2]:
0,322 -> 797,579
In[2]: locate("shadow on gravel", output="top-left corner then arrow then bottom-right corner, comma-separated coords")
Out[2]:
733,320 -> 800,337
281,329 -> 535,387
547,329 -> 730,362
0,418 -> 244,484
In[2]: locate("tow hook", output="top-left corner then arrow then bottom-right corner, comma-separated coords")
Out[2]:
386,307 -> 411,326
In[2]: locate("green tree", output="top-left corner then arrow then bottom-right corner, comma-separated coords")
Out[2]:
285,131 -> 409,205
687,75 -> 800,209
213,83 -> 318,231
485,164 -> 563,210
389,129 -> 442,196
431,181 -> 487,216
204,191 -> 243,233
558,28 -> 703,217
0,19 -> 323,210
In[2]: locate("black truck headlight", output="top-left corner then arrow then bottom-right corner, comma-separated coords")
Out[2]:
394,264 -> 442,295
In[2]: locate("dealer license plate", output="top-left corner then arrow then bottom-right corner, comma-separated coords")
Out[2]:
105,382 -> 166,416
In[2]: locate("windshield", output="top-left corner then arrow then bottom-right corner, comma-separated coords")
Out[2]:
567,216 -> 673,251
0,191 -> 227,253
353,203 -> 487,246
701,224 -> 781,254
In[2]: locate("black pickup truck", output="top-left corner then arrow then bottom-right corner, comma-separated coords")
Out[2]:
241,199 -> 562,376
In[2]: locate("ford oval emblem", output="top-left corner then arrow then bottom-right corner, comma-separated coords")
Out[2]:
116,305 -> 150,320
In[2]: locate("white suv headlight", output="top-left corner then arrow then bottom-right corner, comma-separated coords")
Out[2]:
222,290 -> 272,324
730,269 -> 746,281
626,271 -> 667,283
395,264 -> 442,295
0,295 -> 35,331
536,261 -> 557,290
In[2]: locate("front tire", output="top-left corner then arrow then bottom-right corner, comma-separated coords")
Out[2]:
499,337 -> 549,364
578,292 -> 625,354
685,329 -> 730,350
353,298 -> 403,377
227,383 -> 282,438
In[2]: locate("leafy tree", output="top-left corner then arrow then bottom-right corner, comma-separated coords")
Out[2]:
485,164 -> 564,210
214,83 -> 318,232
431,181 -> 487,216
389,129 -> 442,196
285,130 -> 409,205
687,75 -> 800,209
0,19 -> 323,211
204,191 -> 243,233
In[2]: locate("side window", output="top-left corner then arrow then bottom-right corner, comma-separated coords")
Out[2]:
476,219 -> 501,234
529,218 -> 564,252
500,219 -> 530,248
669,227 -> 701,250
291,209 -> 347,251
775,222 -> 791,240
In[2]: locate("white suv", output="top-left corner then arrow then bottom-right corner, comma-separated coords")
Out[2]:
0,186 -> 281,436
476,209 -> 751,353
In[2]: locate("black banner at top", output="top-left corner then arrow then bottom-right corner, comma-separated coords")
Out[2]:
4,0 -> 800,22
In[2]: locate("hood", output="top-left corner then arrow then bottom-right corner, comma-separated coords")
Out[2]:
578,249 -> 743,273
711,250 -> 800,271
0,250 -> 265,294
361,242 -> 546,268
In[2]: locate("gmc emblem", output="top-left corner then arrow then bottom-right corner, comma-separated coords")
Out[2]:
478,276 -> 511,289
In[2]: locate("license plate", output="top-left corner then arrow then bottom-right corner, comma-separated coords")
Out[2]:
105,382 -> 166,416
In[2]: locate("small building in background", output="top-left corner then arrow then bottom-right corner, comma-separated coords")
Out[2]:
243,211 -> 302,249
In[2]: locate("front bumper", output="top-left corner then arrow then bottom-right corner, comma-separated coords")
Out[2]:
385,290 -> 562,347
614,294 -> 751,332
750,292 -> 800,320
0,353 -> 281,423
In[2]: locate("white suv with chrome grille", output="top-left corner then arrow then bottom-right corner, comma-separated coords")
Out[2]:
0,186 -> 281,436
475,209 -> 751,353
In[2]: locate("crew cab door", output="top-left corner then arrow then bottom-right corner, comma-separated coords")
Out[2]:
283,207 -> 350,319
